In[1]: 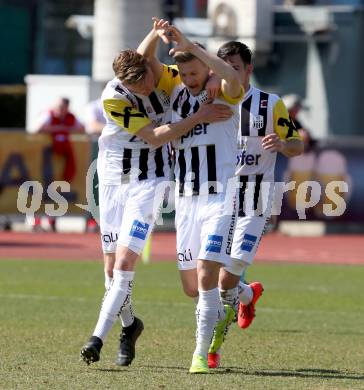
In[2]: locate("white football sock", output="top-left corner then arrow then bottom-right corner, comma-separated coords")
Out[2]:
194,288 -> 220,358
238,281 -> 253,305
93,269 -> 135,341
219,287 -> 239,309
193,295 -> 199,305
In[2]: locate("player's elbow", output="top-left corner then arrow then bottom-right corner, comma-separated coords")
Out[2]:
137,124 -> 165,148
149,137 -> 164,148
286,140 -> 304,157
226,70 -> 241,88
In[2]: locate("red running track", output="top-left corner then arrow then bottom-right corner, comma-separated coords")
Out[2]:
0,232 -> 363,265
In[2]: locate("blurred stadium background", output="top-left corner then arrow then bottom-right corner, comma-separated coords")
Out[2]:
1,0 -> 364,234
0,1 -> 364,388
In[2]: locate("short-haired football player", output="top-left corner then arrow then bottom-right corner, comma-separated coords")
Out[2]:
207,41 -> 304,369
79,19 -> 233,367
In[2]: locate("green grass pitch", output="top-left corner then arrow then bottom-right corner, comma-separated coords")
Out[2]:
0,259 -> 363,389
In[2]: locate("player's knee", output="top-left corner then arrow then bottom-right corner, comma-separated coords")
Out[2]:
181,277 -> 198,297
224,258 -> 249,277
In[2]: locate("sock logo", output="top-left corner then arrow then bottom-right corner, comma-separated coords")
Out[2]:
129,220 -> 149,240
241,233 -> 257,252
206,235 -> 223,253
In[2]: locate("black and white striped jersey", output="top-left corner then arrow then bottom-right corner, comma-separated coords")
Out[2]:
236,86 -> 301,216
237,86 -> 301,181
171,85 -> 242,196
98,65 -> 180,185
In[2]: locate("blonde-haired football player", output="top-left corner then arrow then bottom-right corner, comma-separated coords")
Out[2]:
80,19 -> 233,367
157,25 -> 244,373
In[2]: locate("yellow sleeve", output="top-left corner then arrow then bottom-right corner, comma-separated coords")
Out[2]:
273,98 -> 302,140
103,98 -> 152,134
220,86 -> 244,105
156,65 -> 181,96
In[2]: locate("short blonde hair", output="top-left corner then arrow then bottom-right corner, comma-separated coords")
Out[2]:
173,42 -> 206,64
112,49 -> 148,84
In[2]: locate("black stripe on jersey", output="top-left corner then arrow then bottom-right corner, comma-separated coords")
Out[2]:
240,96 -> 252,136
167,145 -> 173,168
172,90 -> 185,112
206,145 -> 217,194
135,96 -> 148,117
154,147 -> 165,177
181,89 -> 191,118
149,91 -> 164,115
253,174 -> 264,215
178,149 -> 186,196
115,85 -> 135,106
191,146 -> 200,195
115,85 -> 127,96
122,148 -> 132,176
238,175 -> 248,217
258,92 -> 269,136
138,148 -> 149,180
192,100 -> 200,114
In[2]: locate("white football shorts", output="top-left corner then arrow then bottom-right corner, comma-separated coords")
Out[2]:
175,191 -> 237,271
99,177 -> 166,254
231,176 -> 274,264
230,215 -> 268,265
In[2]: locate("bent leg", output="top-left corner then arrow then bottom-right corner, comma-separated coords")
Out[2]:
179,268 -> 198,299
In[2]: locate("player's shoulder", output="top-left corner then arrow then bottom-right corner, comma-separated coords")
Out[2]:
102,78 -> 133,105
163,64 -> 179,78
251,86 -> 281,105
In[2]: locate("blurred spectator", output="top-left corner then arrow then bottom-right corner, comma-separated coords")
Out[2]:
34,97 -> 84,232
84,97 -> 106,233
282,94 -> 306,131
282,94 -> 316,216
282,96 -> 351,219
85,98 -> 106,137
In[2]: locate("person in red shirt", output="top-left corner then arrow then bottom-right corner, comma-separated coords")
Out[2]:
34,98 -> 85,231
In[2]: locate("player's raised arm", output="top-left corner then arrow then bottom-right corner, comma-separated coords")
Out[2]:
167,26 -> 242,100
137,18 -> 171,84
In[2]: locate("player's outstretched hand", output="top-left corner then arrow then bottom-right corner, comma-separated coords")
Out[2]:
152,17 -> 171,44
262,133 -> 284,152
166,26 -> 193,56
196,103 -> 233,123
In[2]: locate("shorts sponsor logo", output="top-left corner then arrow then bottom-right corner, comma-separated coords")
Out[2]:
241,233 -> 257,252
178,249 -> 193,262
102,232 -> 118,243
206,235 -> 223,253
129,220 -> 149,240
226,198 -> 237,255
